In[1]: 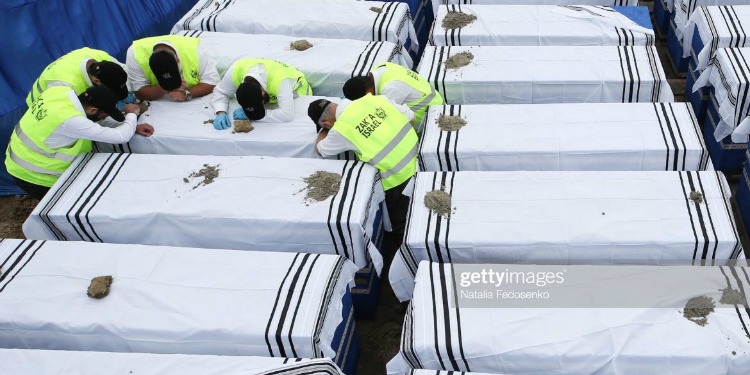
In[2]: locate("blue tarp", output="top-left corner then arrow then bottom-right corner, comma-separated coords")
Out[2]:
0,0 -> 196,195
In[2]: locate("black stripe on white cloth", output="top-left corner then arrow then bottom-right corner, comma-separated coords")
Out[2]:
285,254 -> 322,358
694,172 -> 720,261
444,5 -> 455,46
423,173 -> 439,263
181,0 -> 215,31
326,161 -> 366,264
313,256 -> 346,359
441,47 -> 450,104
373,2 -> 397,42
431,263 -> 470,371
265,253 -> 304,357
417,109 -> 432,171
435,108 -> 447,171
426,47 -> 444,101
617,46 -> 632,102
341,162 -> 368,266
645,45 -> 661,102
428,263 -> 448,369
653,103 -> 676,170
424,172 -> 455,264
37,153 -> 94,240
703,7 -> 719,67
684,102 -> 710,169
717,6 -> 737,50
256,360 -> 341,375
668,103 -> 689,171
728,48 -> 750,128
722,171 -> 744,259
401,173 -> 421,274
661,102 -> 686,170
0,240 -> 45,293
402,301 -> 424,368
352,42 -> 381,78
677,171 -> 701,261
64,153 -> 131,242
206,0 -> 234,32
631,46 -> 643,101
686,171 -> 714,261
721,266 -> 750,339
729,6 -> 748,47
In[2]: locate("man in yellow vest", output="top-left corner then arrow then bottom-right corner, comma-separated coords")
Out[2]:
26,47 -> 130,106
209,58 -> 312,130
307,95 -> 418,248
125,35 -> 219,102
342,62 -> 443,129
6,86 -> 154,199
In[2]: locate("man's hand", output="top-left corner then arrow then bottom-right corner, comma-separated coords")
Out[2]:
122,103 -> 141,116
135,124 -> 154,137
168,82 -> 189,101
233,108 -> 248,120
213,113 -> 231,130
116,92 -> 137,111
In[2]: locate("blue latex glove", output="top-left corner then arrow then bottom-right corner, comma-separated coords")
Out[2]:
233,108 -> 248,121
116,92 -> 137,111
214,113 -> 231,130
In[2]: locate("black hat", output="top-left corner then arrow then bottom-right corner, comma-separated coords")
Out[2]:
91,61 -> 128,100
236,78 -> 266,121
148,50 -> 181,91
80,86 -> 125,122
308,99 -> 332,133
342,76 -> 370,100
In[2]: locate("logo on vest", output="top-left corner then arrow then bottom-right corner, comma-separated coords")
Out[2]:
30,99 -> 47,121
355,107 -> 387,138
190,70 -> 198,79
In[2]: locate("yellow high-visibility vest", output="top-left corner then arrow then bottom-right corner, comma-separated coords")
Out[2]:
231,58 -> 312,103
133,35 -> 201,88
374,62 -> 444,127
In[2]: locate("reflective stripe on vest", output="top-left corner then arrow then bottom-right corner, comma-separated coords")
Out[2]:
7,147 -> 62,176
133,36 -> 201,88
230,58 -> 311,104
369,120 -> 413,166
374,62 -> 442,112
380,142 -> 418,179
14,125 -> 77,163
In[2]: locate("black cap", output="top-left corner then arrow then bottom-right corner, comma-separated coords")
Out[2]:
236,79 -> 266,121
308,99 -> 332,133
80,86 -> 125,122
342,76 -> 370,100
148,50 -> 181,91
91,61 -> 128,100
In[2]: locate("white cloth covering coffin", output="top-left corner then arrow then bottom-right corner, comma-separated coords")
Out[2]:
173,30 -> 412,96
431,5 -> 654,47
430,0 -> 639,16
0,349 -> 344,375
405,371 -> 508,375
693,47 -> 750,142
418,103 -> 710,172
682,6 -> 750,70
171,0 -> 417,54
94,96 -> 350,159
674,0 -> 750,42
0,239 -> 357,359
22,154 -> 384,271
389,171 -> 743,301
387,262 -> 750,374
416,45 -> 674,104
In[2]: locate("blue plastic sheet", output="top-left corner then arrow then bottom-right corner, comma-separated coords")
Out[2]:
0,0 -> 195,195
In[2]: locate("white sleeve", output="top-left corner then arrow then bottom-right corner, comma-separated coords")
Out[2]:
316,129 -> 358,158
380,81 -> 411,105
197,51 -> 220,85
259,78 -> 295,123
210,65 -> 238,114
52,113 -> 138,145
391,100 -> 415,122
125,46 -> 151,92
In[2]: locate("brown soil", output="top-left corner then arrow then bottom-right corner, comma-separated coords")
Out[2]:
300,171 -> 341,204
683,295 -> 715,326
442,11 -> 477,30
290,40 -> 313,51
185,164 -> 220,189
137,101 -> 151,115
437,114 -> 466,131
233,120 -> 253,133
690,191 -> 704,204
87,275 -> 113,299
203,119 -> 214,124
720,287 -> 747,305
424,190 -> 452,218
0,195 -> 39,239
445,51 -> 474,69
370,6 -> 382,13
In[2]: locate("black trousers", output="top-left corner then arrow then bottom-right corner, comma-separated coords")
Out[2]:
13,177 -> 49,200
382,178 -> 411,262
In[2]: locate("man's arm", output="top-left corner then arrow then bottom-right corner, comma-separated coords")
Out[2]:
55,113 -> 139,145
209,71 -> 237,115
391,100 -> 415,122
260,79 -> 295,122
314,128 -> 330,157
186,82 -> 215,99
192,50 -> 220,99
125,47 -> 165,100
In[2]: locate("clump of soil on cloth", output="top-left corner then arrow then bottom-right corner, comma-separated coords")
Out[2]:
137,101 -> 151,115
683,295 -> 715,326
437,114 -> 466,131
203,119 -> 214,125
233,120 -> 253,133
442,11 -> 477,29
445,51 -> 474,69
299,171 -> 341,204
370,6 -> 382,13
185,164 -> 221,189
87,275 -> 113,299
290,40 -> 313,51
690,191 -> 703,204
720,287 -> 747,305
425,189 -> 452,218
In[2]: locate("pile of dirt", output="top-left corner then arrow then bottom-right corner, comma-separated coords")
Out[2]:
87,275 -> 113,299
0,196 -> 39,239
300,171 -> 341,204
370,6 -> 382,13
437,114 -> 466,131
425,189 -> 452,218
290,40 -> 313,51
720,287 -> 747,305
442,11 -> 477,29
184,164 -> 221,189
137,101 -> 151,115
445,51 -> 474,69
203,119 -> 214,125
683,295 -> 715,326
233,120 -> 253,133
690,191 -> 704,204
